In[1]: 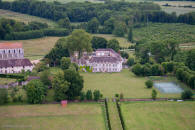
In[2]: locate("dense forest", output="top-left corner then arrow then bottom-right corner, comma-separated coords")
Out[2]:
0,0 -> 194,24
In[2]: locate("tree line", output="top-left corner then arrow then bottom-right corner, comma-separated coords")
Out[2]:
0,18 -> 70,40
0,0 -> 194,25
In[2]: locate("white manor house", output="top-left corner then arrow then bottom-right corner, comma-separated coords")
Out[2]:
71,48 -> 123,72
0,42 -> 33,74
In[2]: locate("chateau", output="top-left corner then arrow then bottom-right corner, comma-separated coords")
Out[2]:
0,43 -> 33,74
71,48 -> 123,72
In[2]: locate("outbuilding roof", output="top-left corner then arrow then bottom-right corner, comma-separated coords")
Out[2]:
0,43 -> 23,49
0,59 -> 33,68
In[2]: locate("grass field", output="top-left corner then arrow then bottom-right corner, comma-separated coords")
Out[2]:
0,37 -> 61,60
0,103 -> 106,130
154,1 -> 195,15
108,101 -> 123,130
134,23 -> 195,44
0,9 -> 58,28
121,101 -> 195,130
93,34 -> 132,48
81,69 -> 181,98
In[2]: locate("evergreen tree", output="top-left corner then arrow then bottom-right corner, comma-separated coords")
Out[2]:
128,27 -> 133,42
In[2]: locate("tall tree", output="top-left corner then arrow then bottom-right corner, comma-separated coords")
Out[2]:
64,69 -> 84,100
58,17 -> 71,30
87,17 -> 100,33
165,40 -> 179,60
128,27 -> 133,42
107,39 -> 120,52
26,80 -> 46,104
67,29 -> 92,58
186,49 -> 195,71
52,71 -> 70,101
60,57 -> 71,70
91,36 -> 107,49
113,21 -> 126,37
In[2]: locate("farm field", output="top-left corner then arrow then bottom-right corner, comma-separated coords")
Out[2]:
81,69 -> 181,98
0,9 -> 58,28
0,37 -> 61,60
2,0 -> 104,3
154,1 -> 195,15
121,101 -> 195,130
134,23 -> 195,44
0,103 -> 106,130
93,34 -> 132,48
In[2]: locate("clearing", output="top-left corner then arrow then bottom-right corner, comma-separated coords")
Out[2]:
93,34 -> 132,48
81,69 -> 181,98
121,101 -> 195,130
0,9 -> 58,28
0,103 -> 106,130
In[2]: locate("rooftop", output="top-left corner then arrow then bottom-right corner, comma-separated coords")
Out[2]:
0,42 -> 23,49
0,59 -> 33,68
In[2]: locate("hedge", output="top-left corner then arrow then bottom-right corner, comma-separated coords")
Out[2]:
0,74 -> 25,80
4,28 -> 70,40
116,100 -> 126,130
105,99 -> 111,130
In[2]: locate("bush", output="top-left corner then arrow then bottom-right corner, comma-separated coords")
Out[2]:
93,90 -> 102,101
120,93 -> 124,99
0,88 -> 8,105
10,87 -> 27,102
86,90 -> 93,100
151,89 -> 157,100
145,80 -> 153,88
127,57 -> 134,66
132,64 -> 143,76
60,57 -> 71,70
181,90 -> 193,99
80,92 -> 85,101
26,79 -> 47,104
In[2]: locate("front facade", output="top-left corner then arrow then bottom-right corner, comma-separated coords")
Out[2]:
0,43 -> 33,74
71,48 -> 123,72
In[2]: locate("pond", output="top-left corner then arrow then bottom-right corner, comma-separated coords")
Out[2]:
154,82 -> 184,94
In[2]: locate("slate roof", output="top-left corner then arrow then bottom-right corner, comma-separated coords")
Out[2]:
0,59 -> 33,68
0,43 -> 23,49
89,56 -> 119,63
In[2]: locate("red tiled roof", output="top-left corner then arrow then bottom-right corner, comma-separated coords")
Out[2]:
0,43 -> 23,49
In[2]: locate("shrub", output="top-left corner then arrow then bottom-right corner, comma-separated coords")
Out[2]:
145,80 -> 153,88
26,79 -> 47,104
86,90 -> 93,100
181,90 -> 193,99
115,93 -> 119,98
132,64 -> 143,76
151,89 -> 157,100
93,90 -> 101,101
0,88 -> 8,105
60,57 -> 71,70
127,57 -> 134,66
80,92 -> 85,101
120,93 -> 124,99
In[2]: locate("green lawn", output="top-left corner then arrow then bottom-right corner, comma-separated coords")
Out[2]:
81,69 -> 181,98
0,9 -> 58,28
121,101 -> 195,130
0,103 -> 106,130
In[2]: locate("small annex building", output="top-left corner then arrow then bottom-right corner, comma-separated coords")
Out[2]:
0,42 -> 33,74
